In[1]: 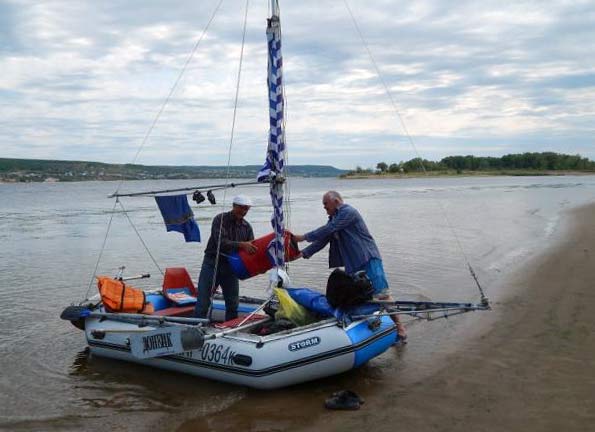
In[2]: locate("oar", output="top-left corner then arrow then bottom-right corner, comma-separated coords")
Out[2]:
60,305 -> 267,354
126,326 -> 205,359
60,306 -> 206,358
60,305 -> 209,325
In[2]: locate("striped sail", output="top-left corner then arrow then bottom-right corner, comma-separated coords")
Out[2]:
257,8 -> 285,268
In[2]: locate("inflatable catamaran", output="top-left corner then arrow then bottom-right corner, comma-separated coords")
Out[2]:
61,0 -> 489,389
63,267 -> 400,389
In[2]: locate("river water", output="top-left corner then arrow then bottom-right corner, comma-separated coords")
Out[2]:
1,175 -> 594,431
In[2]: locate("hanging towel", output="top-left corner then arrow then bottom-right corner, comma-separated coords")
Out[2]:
155,195 -> 201,242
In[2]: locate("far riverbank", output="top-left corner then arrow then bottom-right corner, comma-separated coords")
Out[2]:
341,169 -> 595,179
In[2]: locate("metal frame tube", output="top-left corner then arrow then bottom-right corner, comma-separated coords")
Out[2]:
109,179 -> 268,198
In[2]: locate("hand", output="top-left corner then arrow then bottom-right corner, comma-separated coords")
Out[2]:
293,234 -> 306,242
239,241 -> 258,255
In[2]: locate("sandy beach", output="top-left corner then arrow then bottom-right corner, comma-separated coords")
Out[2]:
296,202 -> 595,432
172,202 -> 595,432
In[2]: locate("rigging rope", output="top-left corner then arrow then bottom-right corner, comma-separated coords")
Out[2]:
85,1 -> 224,297
279,20 -> 292,273
112,0 -> 225,198
343,0 -> 488,304
84,199 -> 119,301
118,200 -> 164,276
207,0 -> 251,320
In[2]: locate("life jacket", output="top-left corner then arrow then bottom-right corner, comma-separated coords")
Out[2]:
97,276 -> 154,314
227,231 -> 300,280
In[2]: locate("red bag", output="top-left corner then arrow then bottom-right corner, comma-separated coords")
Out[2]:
228,231 -> 300,279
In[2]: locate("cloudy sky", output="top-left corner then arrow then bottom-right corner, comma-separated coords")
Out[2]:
1,0 -> 594,169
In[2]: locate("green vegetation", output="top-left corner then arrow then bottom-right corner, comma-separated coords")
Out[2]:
3,152 -> 593,183
343,152 -> 595,177
0,158 -> 347,183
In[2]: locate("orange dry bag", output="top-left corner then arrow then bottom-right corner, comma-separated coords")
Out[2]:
97,276 -> 154,314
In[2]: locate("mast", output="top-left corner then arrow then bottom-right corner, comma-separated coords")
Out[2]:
271,0 -> 279,17
258,0 -> 286,279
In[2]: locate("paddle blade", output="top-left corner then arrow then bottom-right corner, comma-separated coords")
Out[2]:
60,306 -> 91,321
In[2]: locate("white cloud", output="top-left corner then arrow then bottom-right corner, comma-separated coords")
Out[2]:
0,0 -> 594,168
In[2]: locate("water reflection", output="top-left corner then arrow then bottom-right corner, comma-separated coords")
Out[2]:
69,347 -> 91,375
1,176 -> 594,431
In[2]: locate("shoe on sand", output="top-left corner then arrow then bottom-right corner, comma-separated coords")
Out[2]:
324,390 -> 364,410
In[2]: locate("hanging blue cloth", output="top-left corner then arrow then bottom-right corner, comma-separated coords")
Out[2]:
155,195 -> 200,242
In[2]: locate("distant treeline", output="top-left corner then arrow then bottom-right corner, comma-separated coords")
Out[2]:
349,152 -> 595,175
0,158 -> 347,183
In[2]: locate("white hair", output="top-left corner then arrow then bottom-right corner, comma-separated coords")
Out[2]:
325,190 -> 343,203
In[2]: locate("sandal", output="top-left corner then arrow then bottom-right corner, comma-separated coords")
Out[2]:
324,390 -> 364,410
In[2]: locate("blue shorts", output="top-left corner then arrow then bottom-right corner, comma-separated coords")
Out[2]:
365,258 -> 389,294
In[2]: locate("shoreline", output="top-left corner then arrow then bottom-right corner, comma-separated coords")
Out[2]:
2,171 -> 594,184
341,170 -> 595,179
298,201 -> 595,432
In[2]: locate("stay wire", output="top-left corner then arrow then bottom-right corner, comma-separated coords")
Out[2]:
84,199 -> 119,301
111,0 -> 225,198
118,200 -> 164,277
343,0 -> 487,303
280,18 -> 292,273
86,0 -> 223,299
207,0 -> 250,320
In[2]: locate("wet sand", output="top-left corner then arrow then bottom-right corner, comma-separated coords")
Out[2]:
298,202 -> 595,432
172,202 -> 595,432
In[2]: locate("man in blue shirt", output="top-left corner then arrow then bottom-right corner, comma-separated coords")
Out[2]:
294,190 -> 406,341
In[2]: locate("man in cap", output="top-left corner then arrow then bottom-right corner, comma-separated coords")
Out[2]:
294,190 -> 407,341
195,195 -> 257,321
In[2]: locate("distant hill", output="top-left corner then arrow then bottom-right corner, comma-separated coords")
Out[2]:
0,158 -> 348,183
343,152 -> 595,177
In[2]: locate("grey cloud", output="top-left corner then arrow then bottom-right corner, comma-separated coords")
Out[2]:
0,1 -> 24,53
1,0 -> 594,167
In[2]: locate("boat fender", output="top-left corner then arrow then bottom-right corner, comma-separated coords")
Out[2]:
232,354 -> 252,366
60,305 -> 89,330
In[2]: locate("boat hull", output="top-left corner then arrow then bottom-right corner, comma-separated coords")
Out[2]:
84,313 -> 396,389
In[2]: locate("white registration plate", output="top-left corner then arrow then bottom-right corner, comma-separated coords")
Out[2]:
129,326 -> 185,359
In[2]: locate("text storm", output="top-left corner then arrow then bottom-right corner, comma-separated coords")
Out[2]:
288,336 -> 321,352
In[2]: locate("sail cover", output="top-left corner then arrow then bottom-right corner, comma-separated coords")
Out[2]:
257,9 -> 285,268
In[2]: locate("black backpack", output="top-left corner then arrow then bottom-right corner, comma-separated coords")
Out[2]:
326,269 -> 373,308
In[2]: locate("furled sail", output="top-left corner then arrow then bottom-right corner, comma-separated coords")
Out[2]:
257,1 -> 285,269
